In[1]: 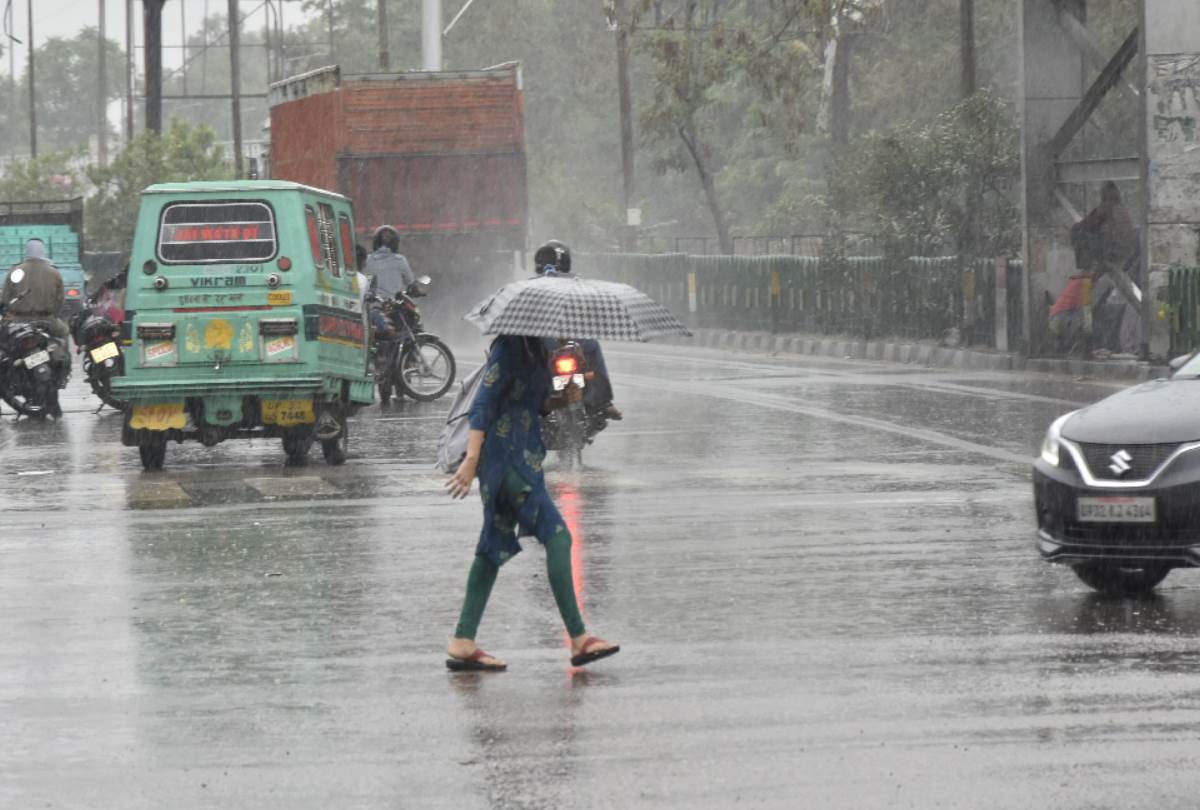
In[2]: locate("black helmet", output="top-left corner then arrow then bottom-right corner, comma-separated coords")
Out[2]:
533,240 -> 571,275
372,225 -> 400,253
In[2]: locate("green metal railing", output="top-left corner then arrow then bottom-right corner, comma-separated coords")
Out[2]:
1167,266 -> 1200,357
583,253 -> 1023,347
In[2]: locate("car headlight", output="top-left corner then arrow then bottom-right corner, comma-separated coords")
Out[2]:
1040,412 -> 1075,467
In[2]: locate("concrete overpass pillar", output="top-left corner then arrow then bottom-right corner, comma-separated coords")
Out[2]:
1142,0 -> 1200,358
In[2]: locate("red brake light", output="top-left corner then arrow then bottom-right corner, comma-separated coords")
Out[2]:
277,256 -> 292,271
67,289 -> 80,297
554,355 -> 578,376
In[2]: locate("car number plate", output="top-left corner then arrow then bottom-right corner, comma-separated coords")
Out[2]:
90,342 -> 120,363
24,349 -> 50,368
129,402 -> 187,431
1077,496 -> 1156,523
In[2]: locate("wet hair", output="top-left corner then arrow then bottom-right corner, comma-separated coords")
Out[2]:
355,244 -> 367,272
1101,181 -> 1121,205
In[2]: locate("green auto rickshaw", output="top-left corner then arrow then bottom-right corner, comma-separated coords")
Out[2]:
112,180 -> 374,470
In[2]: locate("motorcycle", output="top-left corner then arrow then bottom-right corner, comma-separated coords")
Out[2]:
369,275 -> 456,404
0,292 -> 71,419
69,302 -> 126,411
540,340 -> 612,469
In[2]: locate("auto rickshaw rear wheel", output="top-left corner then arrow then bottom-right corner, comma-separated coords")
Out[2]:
138,433 -> 167,471
282,428 -> 313,465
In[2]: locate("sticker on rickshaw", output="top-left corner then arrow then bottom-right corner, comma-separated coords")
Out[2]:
268,291 -> 293,306
130,402 -> 187,431
145,341 -> 177,362
264,336 -> 296,357
261,399 -> 315,426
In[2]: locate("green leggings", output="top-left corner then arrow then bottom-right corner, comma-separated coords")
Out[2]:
454,474 -> 586,640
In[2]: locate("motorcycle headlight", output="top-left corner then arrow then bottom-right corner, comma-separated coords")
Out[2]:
1040,412 -> 1075,467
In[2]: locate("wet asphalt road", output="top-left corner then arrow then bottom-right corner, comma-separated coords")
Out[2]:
4,341 -> 1200,809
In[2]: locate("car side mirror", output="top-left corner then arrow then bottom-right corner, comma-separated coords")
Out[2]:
1169,353 -> 1193,374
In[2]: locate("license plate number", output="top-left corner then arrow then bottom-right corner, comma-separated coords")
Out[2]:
1077,496 -> 1156,523
90,342 -> 120,363
261,398 -> 315,427
24,349 -> 50,368
129,402 -> 187,431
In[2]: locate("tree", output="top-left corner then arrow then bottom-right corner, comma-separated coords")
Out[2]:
0,151 -> 86,202
85,119 -> 233,252
15,28 -> 126,153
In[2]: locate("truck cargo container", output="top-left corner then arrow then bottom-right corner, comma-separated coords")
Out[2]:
266,63 -> 527,308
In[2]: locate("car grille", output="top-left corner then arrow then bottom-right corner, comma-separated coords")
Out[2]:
1076,442 -> 1181,481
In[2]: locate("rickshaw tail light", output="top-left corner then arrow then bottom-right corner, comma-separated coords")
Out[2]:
142,260 -> 157,275
277,256 -> 292,271
67,288 -> 80,297
554,356 -> 579,376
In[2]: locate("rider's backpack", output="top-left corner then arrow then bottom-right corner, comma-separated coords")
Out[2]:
435,359 -> 486,474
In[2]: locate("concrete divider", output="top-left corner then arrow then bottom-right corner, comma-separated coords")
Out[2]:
669,328 -> 1162,381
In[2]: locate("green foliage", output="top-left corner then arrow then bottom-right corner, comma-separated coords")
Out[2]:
85,120 -> 233,252
828,89 -> 1020,259
0,151 -> 87,203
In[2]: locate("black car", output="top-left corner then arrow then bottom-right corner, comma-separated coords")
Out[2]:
1033,357 -> 1200,594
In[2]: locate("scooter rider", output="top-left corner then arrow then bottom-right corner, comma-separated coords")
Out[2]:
365,225 -> 416,300
533,240 -> 622,421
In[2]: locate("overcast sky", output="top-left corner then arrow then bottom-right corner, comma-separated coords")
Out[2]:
3,0 -> 317,76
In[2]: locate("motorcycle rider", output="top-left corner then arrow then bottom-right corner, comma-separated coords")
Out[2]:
2,238 -> 70,417
533,240 -> 622,420
364,225 -> 416,300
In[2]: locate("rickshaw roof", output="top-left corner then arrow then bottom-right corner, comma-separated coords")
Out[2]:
141,180 -> 349,201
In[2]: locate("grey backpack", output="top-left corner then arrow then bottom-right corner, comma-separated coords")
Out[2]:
435,360 -> 487,473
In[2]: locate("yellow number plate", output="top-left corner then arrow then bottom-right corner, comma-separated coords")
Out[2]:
129,402 -> 187,431
90,342 -> 120,363
261,398 -> 315,427
268,290 -> 293,306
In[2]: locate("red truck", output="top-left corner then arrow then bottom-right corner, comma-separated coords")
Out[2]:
266,63 -> 527,294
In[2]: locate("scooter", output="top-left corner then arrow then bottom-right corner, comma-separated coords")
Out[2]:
69,302 -> 126,411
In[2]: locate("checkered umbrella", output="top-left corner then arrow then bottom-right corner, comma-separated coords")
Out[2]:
464,276 -> 691,341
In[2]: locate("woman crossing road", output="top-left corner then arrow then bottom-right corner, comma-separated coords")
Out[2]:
444,334 -> 619,671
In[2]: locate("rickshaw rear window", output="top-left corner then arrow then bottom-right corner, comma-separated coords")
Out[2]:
157,201 -> 277,264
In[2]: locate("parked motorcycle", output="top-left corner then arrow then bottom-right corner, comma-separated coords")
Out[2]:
69,303 -> 126,411
369,275 -> 456,404
0,292 -> 71,419
540,340 -> 612,468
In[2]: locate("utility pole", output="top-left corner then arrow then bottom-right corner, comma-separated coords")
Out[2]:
144,0 -> 165,133
27,0 -> 35,157
960,0 -> 976,98
421,0 -> 441,71
180,0 -> 187,96
97,0 -> 108,165
614,0 -> 635,249
377,0 -> 389,70
228,0 -> 243,178
125,0 -> 133,141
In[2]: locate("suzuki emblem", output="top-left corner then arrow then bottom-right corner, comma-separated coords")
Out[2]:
1108,449 -> 1133,476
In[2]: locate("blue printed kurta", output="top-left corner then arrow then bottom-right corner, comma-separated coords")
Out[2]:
468,336 -> 563,564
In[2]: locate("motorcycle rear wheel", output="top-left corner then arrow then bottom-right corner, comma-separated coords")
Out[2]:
398,336 -> 456,402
